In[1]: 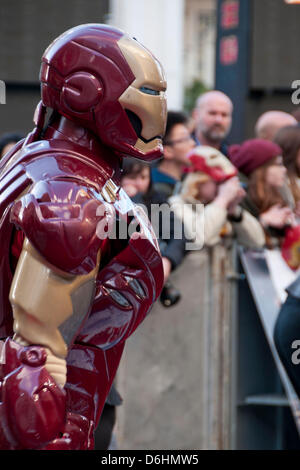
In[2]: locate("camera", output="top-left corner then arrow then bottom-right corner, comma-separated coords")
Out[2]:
159,281 -> 181,307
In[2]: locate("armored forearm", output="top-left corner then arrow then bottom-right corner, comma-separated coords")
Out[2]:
0,338 -> 66,449
0,238 -> 100,449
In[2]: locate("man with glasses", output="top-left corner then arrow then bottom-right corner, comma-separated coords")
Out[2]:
152,111 -> 195,198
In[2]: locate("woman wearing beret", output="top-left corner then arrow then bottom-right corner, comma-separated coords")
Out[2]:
228,139 -> 295,247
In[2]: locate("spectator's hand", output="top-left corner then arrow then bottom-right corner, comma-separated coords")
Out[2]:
162,256 -> 172,284
214,177 -> 242,209
122,182 -> 138,197
259,204 -> 294,229
227,187 -> 246,215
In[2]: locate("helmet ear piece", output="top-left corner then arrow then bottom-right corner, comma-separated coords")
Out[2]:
61,72 -> 103,113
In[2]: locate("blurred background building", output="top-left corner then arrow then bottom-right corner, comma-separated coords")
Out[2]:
0,0 -> 217,135
1,0 -> 300,143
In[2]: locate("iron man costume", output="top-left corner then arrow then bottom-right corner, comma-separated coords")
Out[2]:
0,24 -> 166,450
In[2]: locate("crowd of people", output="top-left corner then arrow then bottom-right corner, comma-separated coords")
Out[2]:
2,89 -> 300,448
117,91 -> 300,262
118,90 -> 300,444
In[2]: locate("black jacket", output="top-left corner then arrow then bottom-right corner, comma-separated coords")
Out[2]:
132,189 -> 187,271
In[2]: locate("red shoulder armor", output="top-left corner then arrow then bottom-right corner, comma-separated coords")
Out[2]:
0,138 -> 117,336
10,179 -> 111,275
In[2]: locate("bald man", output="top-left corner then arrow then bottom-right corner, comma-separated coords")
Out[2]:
255,110 -> 297,141
193,90 -> 233,154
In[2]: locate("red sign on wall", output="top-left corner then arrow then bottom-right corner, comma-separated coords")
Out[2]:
220,35 -> 239,65
221,0 -> 239,29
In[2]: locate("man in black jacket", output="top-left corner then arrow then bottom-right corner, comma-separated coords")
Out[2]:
274,275 -> 300,397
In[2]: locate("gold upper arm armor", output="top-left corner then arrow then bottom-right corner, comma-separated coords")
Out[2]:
10,237 -> 100,359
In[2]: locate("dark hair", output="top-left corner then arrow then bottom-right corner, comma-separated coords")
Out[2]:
163,111 -> 188,145
121,158 -> 155,211
121,158 -> 150,178
274,125 -> 300,174
0,132 -> 24,157
274,125 -> 300,201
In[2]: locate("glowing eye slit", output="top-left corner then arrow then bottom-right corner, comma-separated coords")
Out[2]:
139,86 -> 160,96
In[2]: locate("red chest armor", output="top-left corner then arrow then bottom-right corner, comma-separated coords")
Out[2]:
1,135 -> 162,321
0,126 -> 163,449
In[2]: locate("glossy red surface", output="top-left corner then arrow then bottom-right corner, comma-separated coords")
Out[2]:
0,23 -> 165,449
0,111 -> 164,449
11,179 -> 108,275
43,341 -> 125,450
0,339 -> 66,449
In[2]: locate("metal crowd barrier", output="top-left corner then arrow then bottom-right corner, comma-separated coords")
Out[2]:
114,241 -> 300,450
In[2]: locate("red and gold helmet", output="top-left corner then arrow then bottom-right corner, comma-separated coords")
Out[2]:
185,146 -> 237,182
40,24 -> 167,161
